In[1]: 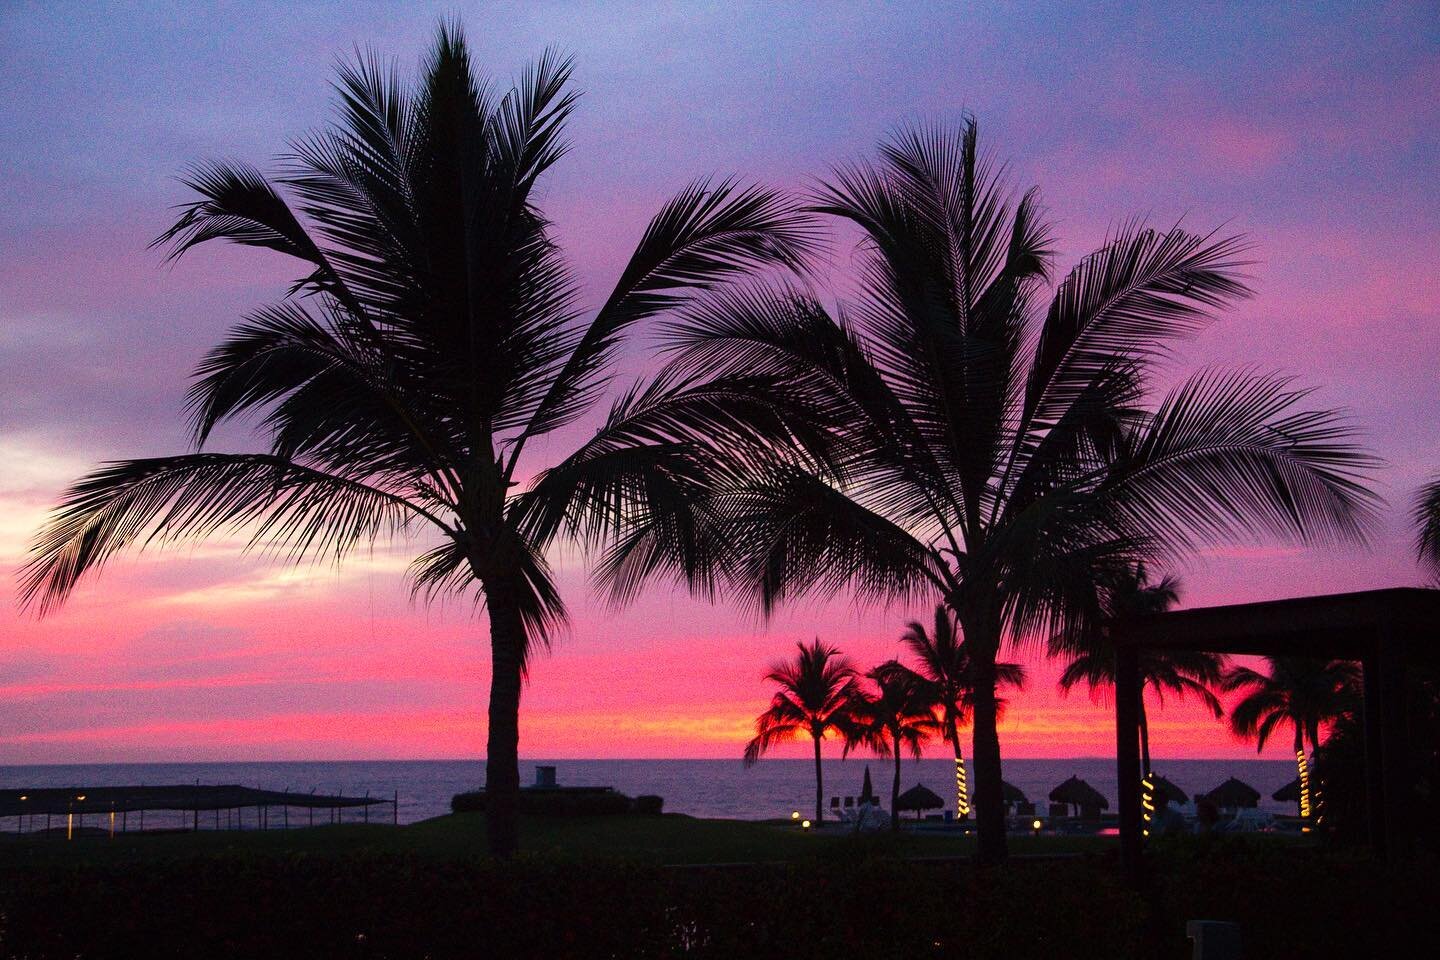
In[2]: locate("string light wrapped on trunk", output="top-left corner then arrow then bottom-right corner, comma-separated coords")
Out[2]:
954,757 -> 970,817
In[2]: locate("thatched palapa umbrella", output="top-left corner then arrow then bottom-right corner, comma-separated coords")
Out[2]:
1204,777 -> 1260,810
1049,775 -> 1109,818
896,784 -> 945,821
1147,774 -> 1189,807
1272,778 -> 1305,816
1000,780 -> 1028,810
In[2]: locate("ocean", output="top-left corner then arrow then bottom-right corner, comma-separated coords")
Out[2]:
0,758 -> 1299,825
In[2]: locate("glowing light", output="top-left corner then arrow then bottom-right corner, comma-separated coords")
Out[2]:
18,795 -> 26,801
953,756 -> 970,818
1140,773 -> 1155,838
1031,819 -> 1042,831
67,812 -> 73,841
791,811 -> 800,820
801,819 -> 812,830
76,794 -> 86,801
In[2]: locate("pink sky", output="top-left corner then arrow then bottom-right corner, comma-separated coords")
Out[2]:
2,2 -> 1438,765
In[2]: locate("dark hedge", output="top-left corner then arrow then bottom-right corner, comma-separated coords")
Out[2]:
1,842 -> 1434,959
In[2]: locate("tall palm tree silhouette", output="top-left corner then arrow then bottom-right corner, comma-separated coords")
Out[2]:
845,662 -> 940,831
19,25 -> 812,858
632,119 -> 1377,861
1051,566 -> 1225,775
900,605 -> 1025,819
743,639 -> 859,824
1224,656 -> 1361,820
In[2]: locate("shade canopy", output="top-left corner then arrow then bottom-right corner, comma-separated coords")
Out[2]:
1204,777 -> 1260,809
1147,775 -> 1189,807
1049,775 -> 1108,809
0,784 -> 385,817
895,784 -> 945,812
859,766 -> 876,804
1272,778 -> 1302,803
1001,780 -> 1028,806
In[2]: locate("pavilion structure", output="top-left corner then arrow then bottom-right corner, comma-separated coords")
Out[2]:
1113,586 -> 1440,872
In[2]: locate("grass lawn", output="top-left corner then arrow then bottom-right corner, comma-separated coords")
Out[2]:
0,812 -> 1119,867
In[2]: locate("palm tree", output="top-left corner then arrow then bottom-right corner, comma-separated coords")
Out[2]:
1415,475 -> 1440,578
1224,656 -> 1362,820
624,119 -> 1378,861
17,26 -> 813,858
845,661 -> 940,831
742,639 -> 859,824
901,605 -> 1025,819
1051,565 -> 1226,774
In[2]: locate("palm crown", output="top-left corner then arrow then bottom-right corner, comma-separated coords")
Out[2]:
1052,565 -> 1225,773
845,661 -> 941,830
743,639 -> 858,764
627,119 -> 1378,860
19,26 -> 813,857
1224,657 -> 1361,754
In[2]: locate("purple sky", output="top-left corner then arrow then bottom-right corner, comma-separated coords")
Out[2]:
2,1 -> 1437,763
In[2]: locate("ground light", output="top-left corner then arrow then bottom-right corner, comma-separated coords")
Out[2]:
1032,819 -> 1042,835
790,810 -> 799,821
801,820 -> 811,830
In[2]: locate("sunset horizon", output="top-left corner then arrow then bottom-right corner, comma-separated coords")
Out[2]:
4,1 -> 1436,769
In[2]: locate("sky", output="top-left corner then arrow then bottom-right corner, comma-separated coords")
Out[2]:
2,1 -> 1438,765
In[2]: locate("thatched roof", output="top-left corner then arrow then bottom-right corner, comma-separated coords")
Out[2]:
895,784 -> 945,811
1001,780 -> 1028,806
1147,774 -> 1189,806
1204,777 -> 1260,809
1048,775 -> 1109,809
1272,778 -> 1302,802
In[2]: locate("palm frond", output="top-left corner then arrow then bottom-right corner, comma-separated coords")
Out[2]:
20,454 -> 433,616
513,180 -> 817,449
1414,475 -> 1440,577
1107,369 -> 1381,551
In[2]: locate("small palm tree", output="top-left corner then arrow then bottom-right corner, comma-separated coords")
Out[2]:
845,661 -> 940,831
743,639 -> 859,824
1051,565 -> 1226,774
18,25 -> 812,858
1224,656 -> 1361,820
901,605 -> 1025,818
1415,475 -> 1440,578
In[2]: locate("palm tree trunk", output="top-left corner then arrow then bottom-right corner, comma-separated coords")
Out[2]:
1139,701 -> 1152,775
969,657 -> 1008,863
813,734 -> 824,825
891,737 -> 901,832
484,574 -> 525,859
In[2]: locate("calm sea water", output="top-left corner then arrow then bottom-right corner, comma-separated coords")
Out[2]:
0,758 -> 1298,825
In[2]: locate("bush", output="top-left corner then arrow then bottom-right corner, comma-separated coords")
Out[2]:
450,788 -> 638,817
0,854 -> 1143,960
633,795 -> 665,815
